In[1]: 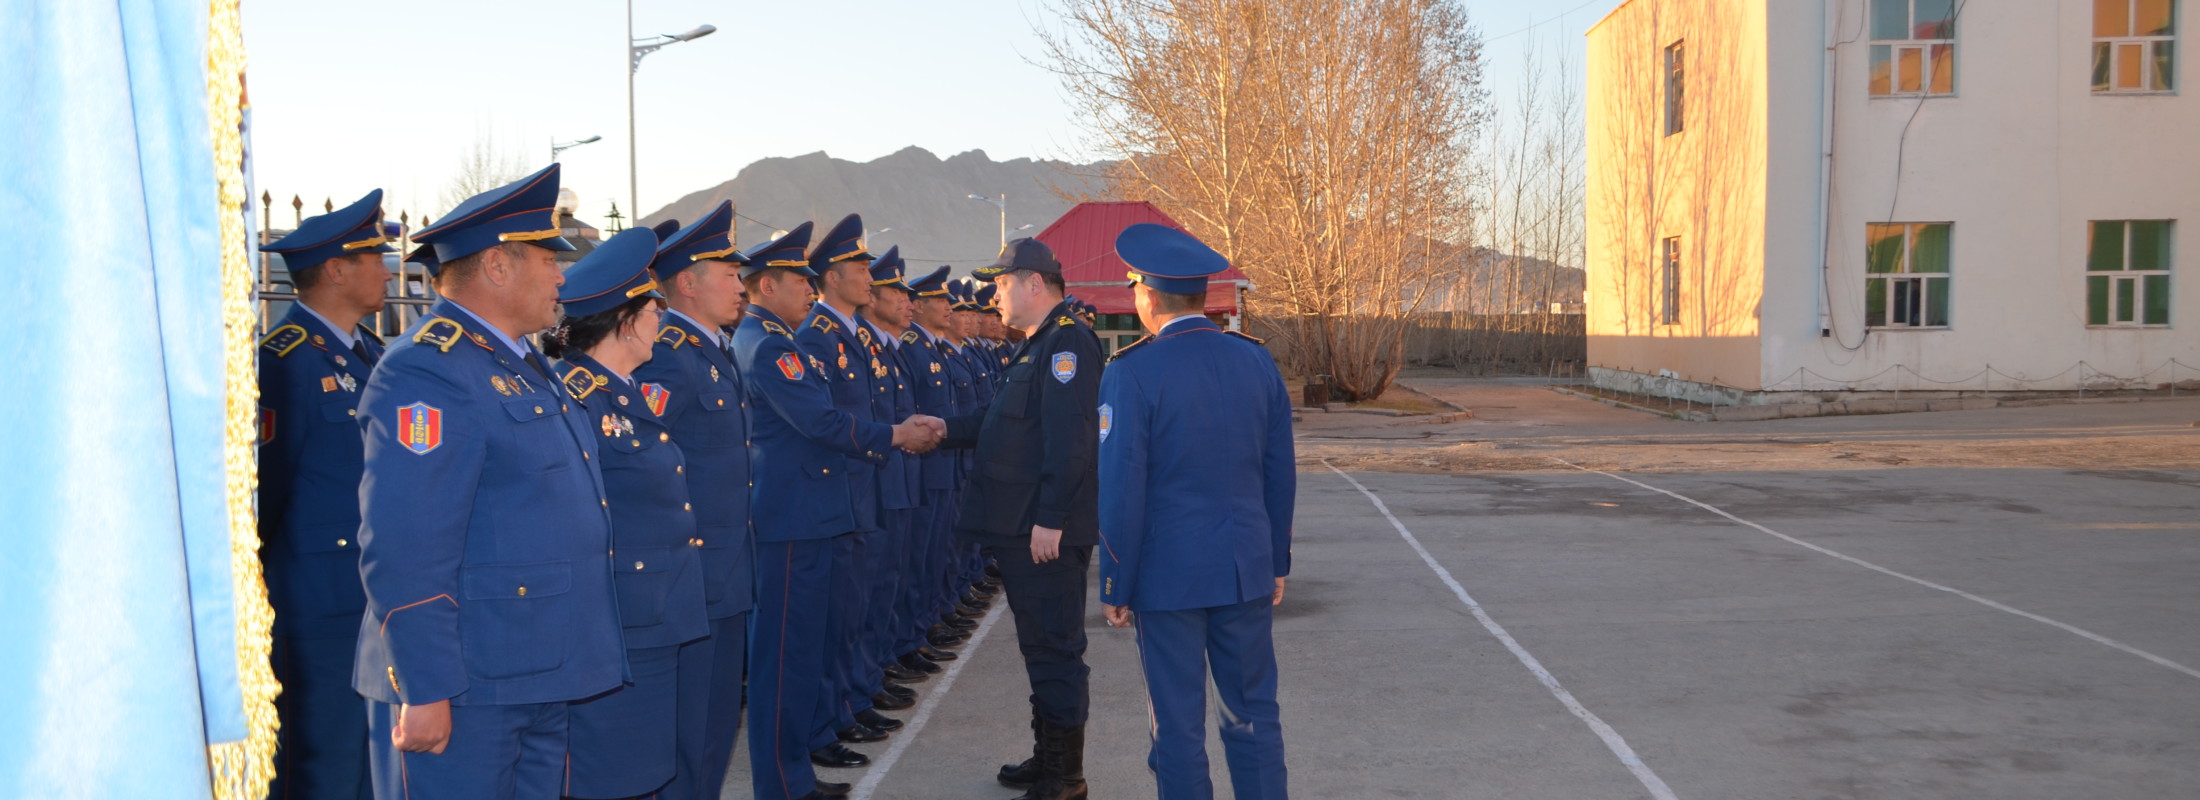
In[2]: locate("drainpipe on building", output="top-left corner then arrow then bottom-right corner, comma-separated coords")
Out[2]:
1814,0 -> 1840,339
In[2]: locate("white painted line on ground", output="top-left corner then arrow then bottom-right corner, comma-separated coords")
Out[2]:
1323,461 -> 1682,800
1551,457 -> 2200,682
848,602 -> 1007,800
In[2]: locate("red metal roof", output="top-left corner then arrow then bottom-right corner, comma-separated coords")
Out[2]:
1035,201 -> 1248,315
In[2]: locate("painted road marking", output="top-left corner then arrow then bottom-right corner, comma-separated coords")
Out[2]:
1324,461 -> 1683,800
1552,457 -> 2200,682
848,603 -> 1008,800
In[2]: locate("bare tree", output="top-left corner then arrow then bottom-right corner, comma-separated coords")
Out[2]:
1042,0 -> 1490,400
440,129 -> 528,213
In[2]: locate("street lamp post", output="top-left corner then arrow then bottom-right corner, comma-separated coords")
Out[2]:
628,4 -> 716,222
551,134 -> 603,161
967,193 -> 1007,247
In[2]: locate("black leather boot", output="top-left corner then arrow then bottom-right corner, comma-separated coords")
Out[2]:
995,714 -> 1042,789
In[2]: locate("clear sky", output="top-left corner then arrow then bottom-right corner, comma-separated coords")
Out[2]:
244,0 -> 1623,229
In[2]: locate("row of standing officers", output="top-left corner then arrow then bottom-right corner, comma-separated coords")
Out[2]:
255,162 -> 1297,800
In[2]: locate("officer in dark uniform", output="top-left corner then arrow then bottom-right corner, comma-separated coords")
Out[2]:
353,163 -> 627,799
732,222 -> 942,800
1097,224 -> 1296,800
544,226 -> 712,800
257,188 -> 394,800
941,238 -> 1102,800
630,200 -> 759,800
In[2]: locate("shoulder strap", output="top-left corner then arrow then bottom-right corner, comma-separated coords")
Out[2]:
657,326 -> 689,349
259,324 -> 308,357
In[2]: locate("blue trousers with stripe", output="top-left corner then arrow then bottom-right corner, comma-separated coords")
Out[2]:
366,700 -> 567,800
748,538 -> 835,800
1135,596 -> 1289,800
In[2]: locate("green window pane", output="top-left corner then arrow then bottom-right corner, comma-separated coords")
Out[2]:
1916,0 -> 1956,37
1867,224 -> 1904,273
1866,278 -> 1888,326
2117,276 -> 2138,322
2154,40 -> 2175,91
2088,275 -> 2111,324
2093,42 -> 2114,91
2130,220 -> 2171,271
2137,0 -> 2175,36
1872,0 -> 1911,39
2098,0 -> 2133,37
1871,45 -> 1895,94
2089,220 -> 2126,271
1925,277 -> 1951,326
1911,223 -> 1951,273
2143,275 -> 2171,324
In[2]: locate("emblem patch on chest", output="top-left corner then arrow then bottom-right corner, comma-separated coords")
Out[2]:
1051,351 -> 1078,383
395,402 -> 442,455
1098,403 -> 1112,442
640,383 -> 671,416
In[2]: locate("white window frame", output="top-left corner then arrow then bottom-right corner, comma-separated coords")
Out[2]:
1869,0 -> 1959,97
1659,237 -> 1681,326
1865,222 -> 1953,330
2093,0 -> 2178,94
2087,220 -> 2174,328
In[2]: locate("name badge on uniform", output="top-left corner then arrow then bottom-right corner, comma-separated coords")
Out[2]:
1051,351 -> 1077,383
1098,403 -> 1113,442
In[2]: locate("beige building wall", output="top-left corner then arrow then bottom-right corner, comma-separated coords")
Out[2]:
1585,0 -> 1770,394
1590,0 -> 2200,401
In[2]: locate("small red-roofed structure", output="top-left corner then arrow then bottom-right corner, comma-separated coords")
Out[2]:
1034,201 -> 1251,352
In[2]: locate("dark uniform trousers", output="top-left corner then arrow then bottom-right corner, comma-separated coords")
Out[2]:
366,701 -> 568,799
987,543 -> 1094,727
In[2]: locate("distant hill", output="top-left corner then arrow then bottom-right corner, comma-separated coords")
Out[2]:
641,146 -> 1110,275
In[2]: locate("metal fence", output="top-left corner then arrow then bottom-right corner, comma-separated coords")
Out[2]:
1248,312 -> 1586,377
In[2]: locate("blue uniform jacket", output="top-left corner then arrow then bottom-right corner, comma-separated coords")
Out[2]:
559,354 -> 710,650
796,307 -> 882,533
898,325 -> 959,493
257,306 -> 381,639
1096,317 -> 1296,612
631,314 -> 756,620
732,306 -> 894,543
352,299 -> 626,706
860,315 -> 918,513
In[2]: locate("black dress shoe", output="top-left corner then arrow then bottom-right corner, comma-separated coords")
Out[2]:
882,683 -> 917,702
961,592 -> 991,608
900,652 -> 943,674
871,690 -> 915,710
837,724 -> 888,744
883,662 -> 928,683
816,779 -> 851,794
856,708 -> 904,731
942,614 -> 978,631
811,744 -> 871,768
954,603 -> 986,618
927,629 -> 967,648
917,644 -> 958,661
984,563 -> 1002,580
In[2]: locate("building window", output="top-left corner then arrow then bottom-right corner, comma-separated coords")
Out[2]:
1660,237 -> 1681,326
2094,0 -> 2177,93
2087,220 -> 2174,326
1865,222 -> 1951,329
1664,41 -> 1685,136
1870,0 -> 1959,96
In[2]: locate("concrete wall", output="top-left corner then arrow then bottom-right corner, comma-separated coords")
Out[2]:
1585,0 -> 1770,390
1591,0 -> 2200,399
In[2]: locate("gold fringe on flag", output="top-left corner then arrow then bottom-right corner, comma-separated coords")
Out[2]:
204,0 -> 281,796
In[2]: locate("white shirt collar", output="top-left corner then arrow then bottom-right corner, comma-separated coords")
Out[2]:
665,308 -> 727,349
442,299 -> 531,359
296,302 -> 357,351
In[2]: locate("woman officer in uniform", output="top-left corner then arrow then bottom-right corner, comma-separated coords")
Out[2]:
544,226 -> 711,799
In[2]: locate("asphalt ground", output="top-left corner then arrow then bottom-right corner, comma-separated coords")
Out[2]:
719,395 -> 2200,799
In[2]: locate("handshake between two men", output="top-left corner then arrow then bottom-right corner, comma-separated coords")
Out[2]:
891,414 -> 948,454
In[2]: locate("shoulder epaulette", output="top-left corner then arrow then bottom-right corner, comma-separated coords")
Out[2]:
1223,330 -> 1266,346
259,324 -> 308,357
809,315 -> 838,335
1107,335 -> 1155,363
855,325 -> 874,347
411,317 -> 467,352
561,365 -> 605,401
762,320 -> 793,338
355,326 -> 385,347
657,326 -> 688,349
899,329 -> 919,345
1056,315 -> 1077,328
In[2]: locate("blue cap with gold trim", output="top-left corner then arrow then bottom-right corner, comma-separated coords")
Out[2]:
740,221 -> 817,278
807,213 -> 874,269
869,246 -> 908,288
976,282 -> 1000,314
559,226 -> 664,317
907,265 -> 951,297
653,201 -> 747,279
1117,223 -> 1227,295
948,278 -> 978,311
262,189 -> 395,272
409,163 -> 575,272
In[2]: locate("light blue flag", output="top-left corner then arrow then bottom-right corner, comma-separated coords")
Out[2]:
0,0 -> 264,796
